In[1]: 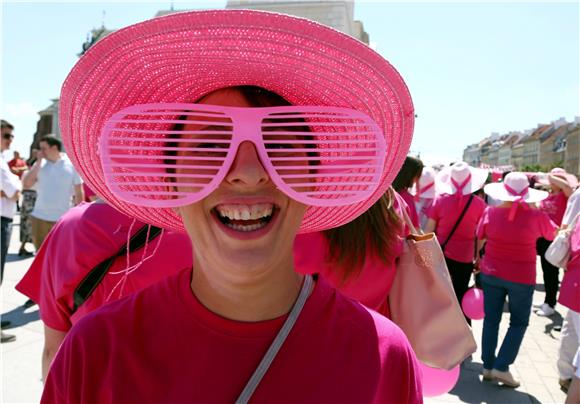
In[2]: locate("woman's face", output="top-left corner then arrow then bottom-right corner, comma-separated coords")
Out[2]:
177,88 -> 307,275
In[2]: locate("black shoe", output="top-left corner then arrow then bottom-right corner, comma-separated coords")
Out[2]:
1,331 -> 16,343
18,249 -> 34,257
22,299 -> 36,309
1,320 -> 11,329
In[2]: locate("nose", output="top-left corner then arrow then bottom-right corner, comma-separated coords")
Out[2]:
225,141 -> 269,188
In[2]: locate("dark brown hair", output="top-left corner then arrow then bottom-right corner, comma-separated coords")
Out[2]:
323,187 -> 402,283
392,156 -> 424,192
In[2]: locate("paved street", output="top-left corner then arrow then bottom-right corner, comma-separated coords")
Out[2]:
1,213 -> 571,403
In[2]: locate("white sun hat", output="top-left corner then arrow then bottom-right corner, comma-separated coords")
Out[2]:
412,166 -> 437,199
484,172 -> 548,203
484,172 -> 549,220
435,162 -> 488,196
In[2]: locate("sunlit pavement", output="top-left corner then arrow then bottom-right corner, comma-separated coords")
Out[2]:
1,213 -> 569,403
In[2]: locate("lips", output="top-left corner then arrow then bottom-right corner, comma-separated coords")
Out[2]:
213,203 -> 276,232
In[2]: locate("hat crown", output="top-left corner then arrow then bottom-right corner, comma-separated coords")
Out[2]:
503,172 -> 529,194
450,162 -> 471,183
419,167 -> 436,188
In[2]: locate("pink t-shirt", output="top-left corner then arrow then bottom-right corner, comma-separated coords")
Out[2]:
399,189 -> 420,228
559,221 -> 580,311
16,202 -> 192,331
428,193 -> 487,263
293,192 -> 408,318
476,206 -> 557,285
42,269 -> 422,404
539,191 -> 568,226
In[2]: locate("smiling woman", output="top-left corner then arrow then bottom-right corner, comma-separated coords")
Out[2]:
41,9 -> 420,404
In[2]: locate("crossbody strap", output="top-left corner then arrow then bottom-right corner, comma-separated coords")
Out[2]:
441,194 -> 474,252
235,275 -> 314,404
71,225 -> 162,313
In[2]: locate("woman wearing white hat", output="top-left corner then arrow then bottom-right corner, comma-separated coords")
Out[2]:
424,162 -> 487,324
536,168 -> 577,317
413,166 -> 437,230
476,172 -> 557,388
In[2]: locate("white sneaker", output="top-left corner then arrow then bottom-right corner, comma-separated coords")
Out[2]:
491,369 -> 520,388
535,303 -> 555,317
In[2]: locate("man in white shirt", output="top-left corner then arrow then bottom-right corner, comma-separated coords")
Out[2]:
1,119 -> 21,343
22,135 -> 83,251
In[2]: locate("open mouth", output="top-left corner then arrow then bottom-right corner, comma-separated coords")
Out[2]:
213,203 -> 277,232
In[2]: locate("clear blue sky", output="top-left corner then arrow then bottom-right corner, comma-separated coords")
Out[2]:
2,1 -> 578,165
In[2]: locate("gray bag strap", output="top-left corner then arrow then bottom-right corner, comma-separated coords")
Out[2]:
235,275 -> 314,404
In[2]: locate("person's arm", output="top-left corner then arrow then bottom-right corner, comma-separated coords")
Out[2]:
0,189 -> 20,201
73,184 -> 84,206
565,375 -> 580,404
474,238 -> 486,273
550,175 -> 574,197
423,218 -> 436,234
42,325 -> 67,383
22,156 -> 42,189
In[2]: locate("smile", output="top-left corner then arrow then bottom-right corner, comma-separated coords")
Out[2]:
214,203 -> 276,232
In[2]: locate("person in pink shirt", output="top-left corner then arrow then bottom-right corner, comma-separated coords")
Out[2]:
477,172 -> 557,388
557,207 -> 580,393
16,200 -> 192,380
535,167 -> 577,316
392,156 -> 423,228
294,188 -> 408,318
413,166 -> 437,230
41,10 -> 422,403
424,162 -> 488,325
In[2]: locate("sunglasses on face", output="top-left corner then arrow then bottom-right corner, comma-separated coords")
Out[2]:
3,134 -> 14,140
100,103 -> 386,208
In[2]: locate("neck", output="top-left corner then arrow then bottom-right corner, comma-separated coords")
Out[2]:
190,252 -> 304,322
46,153 -> 61,163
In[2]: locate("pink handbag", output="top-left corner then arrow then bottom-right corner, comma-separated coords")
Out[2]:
389,210 -> 477,370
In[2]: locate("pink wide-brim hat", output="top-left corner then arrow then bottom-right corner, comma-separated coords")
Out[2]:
484,172 -> 548,203
60,9 -> 414,233
536,168 -> 578,189
435,162 -> 488,196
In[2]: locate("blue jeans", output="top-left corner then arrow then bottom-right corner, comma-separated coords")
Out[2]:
1,216 -> 13,284
481,273 -> 534,372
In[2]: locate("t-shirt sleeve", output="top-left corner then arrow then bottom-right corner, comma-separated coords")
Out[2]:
427,196 -> 440,220
0,160 -> 20,197
376,326 -> 423,404
538,211 -> 558,241
72,166 -> 83,186
476,207 -> 490,240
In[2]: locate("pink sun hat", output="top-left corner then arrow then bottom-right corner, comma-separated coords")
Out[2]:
59,9 -> 414,233
536,167 -> 578,189
412,166 -> 437,199
435,162 -> 488,196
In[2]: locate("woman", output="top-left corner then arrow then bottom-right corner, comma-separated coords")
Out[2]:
535,167 -> 576,317
392,156 -> 423,228
557,195 -> 580,394
414,166 -> 437,230
294,187 -> 407,318
41,10 -> 421,403
477,172 -> 557,388
15,200 -> 192,380
424,161 -> 487,324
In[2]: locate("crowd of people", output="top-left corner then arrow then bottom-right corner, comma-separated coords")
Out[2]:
1,8 -> 579,403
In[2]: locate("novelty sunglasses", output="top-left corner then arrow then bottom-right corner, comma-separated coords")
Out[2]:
100,103 -> 386,208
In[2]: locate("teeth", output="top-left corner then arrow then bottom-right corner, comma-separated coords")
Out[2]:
226,222 -> 268,232
216,204 -> 274,220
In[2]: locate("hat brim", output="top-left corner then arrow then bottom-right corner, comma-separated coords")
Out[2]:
536,173 -> 579,189
60,9 -> 414,233
435,166 -> 488,195
483,183 -> 549,203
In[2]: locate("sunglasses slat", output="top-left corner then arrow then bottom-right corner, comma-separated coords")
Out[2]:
109,154 -> 226,161
110,119 -> 234,126
108,145 -> 229,153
